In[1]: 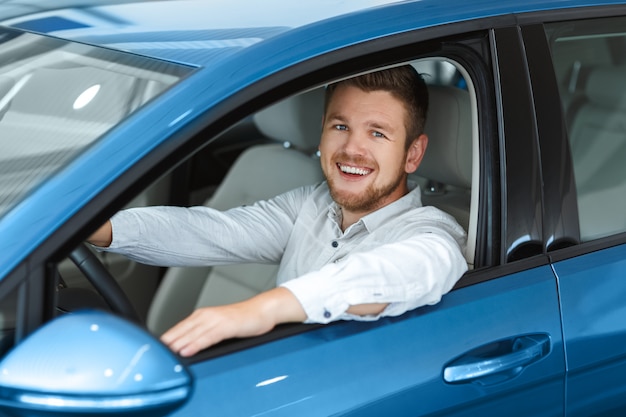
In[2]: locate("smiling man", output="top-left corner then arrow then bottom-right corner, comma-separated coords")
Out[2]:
89,65 -> 467,357
321,70 -> 428,229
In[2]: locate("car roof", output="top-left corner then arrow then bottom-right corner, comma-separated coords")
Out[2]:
1,0 -> 624,67
0,0 -> 624,280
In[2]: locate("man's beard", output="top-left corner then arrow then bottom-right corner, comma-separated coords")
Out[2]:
325,152 -> 407,213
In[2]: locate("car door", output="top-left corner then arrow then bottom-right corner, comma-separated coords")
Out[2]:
529,12 -> 626,416
168,269 -> 562,417
164,27 -> 567,417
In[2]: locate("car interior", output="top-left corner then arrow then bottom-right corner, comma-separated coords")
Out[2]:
546,17 -> 626,241
57,57 -> 479,337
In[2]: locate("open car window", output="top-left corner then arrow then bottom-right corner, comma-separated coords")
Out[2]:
56,56 -> 479,348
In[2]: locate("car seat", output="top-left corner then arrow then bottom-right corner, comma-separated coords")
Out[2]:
147,88 -> 326,335
411,84 -> 473,265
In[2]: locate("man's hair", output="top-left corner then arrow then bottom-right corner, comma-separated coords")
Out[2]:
324,65 -> 429,149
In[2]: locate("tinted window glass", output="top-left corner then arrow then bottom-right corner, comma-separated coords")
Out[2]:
546,17 -> 626,241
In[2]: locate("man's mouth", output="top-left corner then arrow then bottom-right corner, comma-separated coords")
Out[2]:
338,163 -> 372,176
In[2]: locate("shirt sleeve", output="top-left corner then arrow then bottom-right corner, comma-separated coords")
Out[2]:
280,228 -> 467,324
99,187 -> 313,267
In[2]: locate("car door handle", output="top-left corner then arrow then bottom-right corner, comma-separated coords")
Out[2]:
443,333 -> 551,385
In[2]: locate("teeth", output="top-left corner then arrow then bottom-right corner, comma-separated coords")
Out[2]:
339,164 -> 371,175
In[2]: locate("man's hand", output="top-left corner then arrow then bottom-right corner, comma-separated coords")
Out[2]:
161,287 -> 306,357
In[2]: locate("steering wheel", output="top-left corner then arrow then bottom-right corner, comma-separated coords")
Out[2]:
68,243 -> 141,323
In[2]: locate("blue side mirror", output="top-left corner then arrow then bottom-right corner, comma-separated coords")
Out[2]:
0,310 -> 192,416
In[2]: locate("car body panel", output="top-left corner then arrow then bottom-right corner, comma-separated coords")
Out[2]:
169,265 -> 564,416
5,0 -> 626,67
553,243 -> 626,416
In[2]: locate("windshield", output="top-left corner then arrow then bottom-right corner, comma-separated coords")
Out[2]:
0,27 -> 192,217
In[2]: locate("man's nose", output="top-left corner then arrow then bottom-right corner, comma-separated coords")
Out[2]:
342,131 -> 367,154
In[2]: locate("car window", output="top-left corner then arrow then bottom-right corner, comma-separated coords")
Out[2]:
546,16 -> 626,241
0,27 -> 193,219
53,55 -> 479,342
79,57 -> 478,340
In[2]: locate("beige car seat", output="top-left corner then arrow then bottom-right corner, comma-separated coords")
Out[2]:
147,88 -> 326,335
415,84 -> 472,230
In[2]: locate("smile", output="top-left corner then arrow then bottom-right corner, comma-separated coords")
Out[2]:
338,163 -> 372,176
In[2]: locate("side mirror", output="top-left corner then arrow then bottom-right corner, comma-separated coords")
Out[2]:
0,310 -> 192,416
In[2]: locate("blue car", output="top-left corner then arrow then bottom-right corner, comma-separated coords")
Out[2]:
1,0 -> 626,415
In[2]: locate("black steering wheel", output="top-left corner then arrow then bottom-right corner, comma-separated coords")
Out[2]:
68,243 -> 141,323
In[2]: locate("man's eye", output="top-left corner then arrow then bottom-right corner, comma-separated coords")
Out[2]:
372,131 -> 386,138
334,124 -> 348,131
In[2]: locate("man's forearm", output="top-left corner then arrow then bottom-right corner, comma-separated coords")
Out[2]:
161,287 -> 307,357
347,303 -> 388,316
160,286 -> 390,357
88,220 -> 112,247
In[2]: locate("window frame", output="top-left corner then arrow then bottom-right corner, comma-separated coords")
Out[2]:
7,21 -> 513,359
522,8 -> 626,263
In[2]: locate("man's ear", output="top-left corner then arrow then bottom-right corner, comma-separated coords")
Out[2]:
405,134 -> 428,174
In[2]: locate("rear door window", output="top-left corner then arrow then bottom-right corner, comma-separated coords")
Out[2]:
546,16 -> 626,241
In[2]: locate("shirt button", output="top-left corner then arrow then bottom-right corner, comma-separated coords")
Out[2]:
324,310 -> 331,319
331,241 -> 339,248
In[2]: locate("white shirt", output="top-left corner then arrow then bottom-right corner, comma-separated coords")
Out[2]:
104,182 -> 467,323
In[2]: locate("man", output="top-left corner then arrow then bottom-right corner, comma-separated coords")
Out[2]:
89,65 -> 467,357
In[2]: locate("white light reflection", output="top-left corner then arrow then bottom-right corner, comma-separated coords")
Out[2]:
73,84 -> 101,110
168,109 -> 192,127
107,39 -> 262,50
116,344 -> 150,384
255,375 -> 288,387
18,386 -> 190,409
506,234 -> 533,256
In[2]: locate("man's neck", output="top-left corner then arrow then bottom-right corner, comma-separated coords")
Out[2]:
341,210 -> 363,232
337,180 -> 411,231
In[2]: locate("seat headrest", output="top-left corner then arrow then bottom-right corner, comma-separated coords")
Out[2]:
585,66 -> 626,111
253,87 -> 325,152
415,85 -> 472,189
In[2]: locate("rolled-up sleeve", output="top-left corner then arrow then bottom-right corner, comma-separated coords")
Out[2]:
280,229 -> 467,324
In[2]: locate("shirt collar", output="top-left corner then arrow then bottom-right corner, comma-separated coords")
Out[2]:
326,181 -> 423,234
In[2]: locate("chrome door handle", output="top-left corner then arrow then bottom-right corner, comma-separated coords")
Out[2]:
443,333 -> 551,385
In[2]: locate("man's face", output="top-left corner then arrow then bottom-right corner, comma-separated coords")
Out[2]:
319,84 -> 426,215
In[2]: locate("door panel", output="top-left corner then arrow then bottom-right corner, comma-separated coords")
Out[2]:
175,266 -> 564,416
541,15 -> 626,416
553,244 -> 626,416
